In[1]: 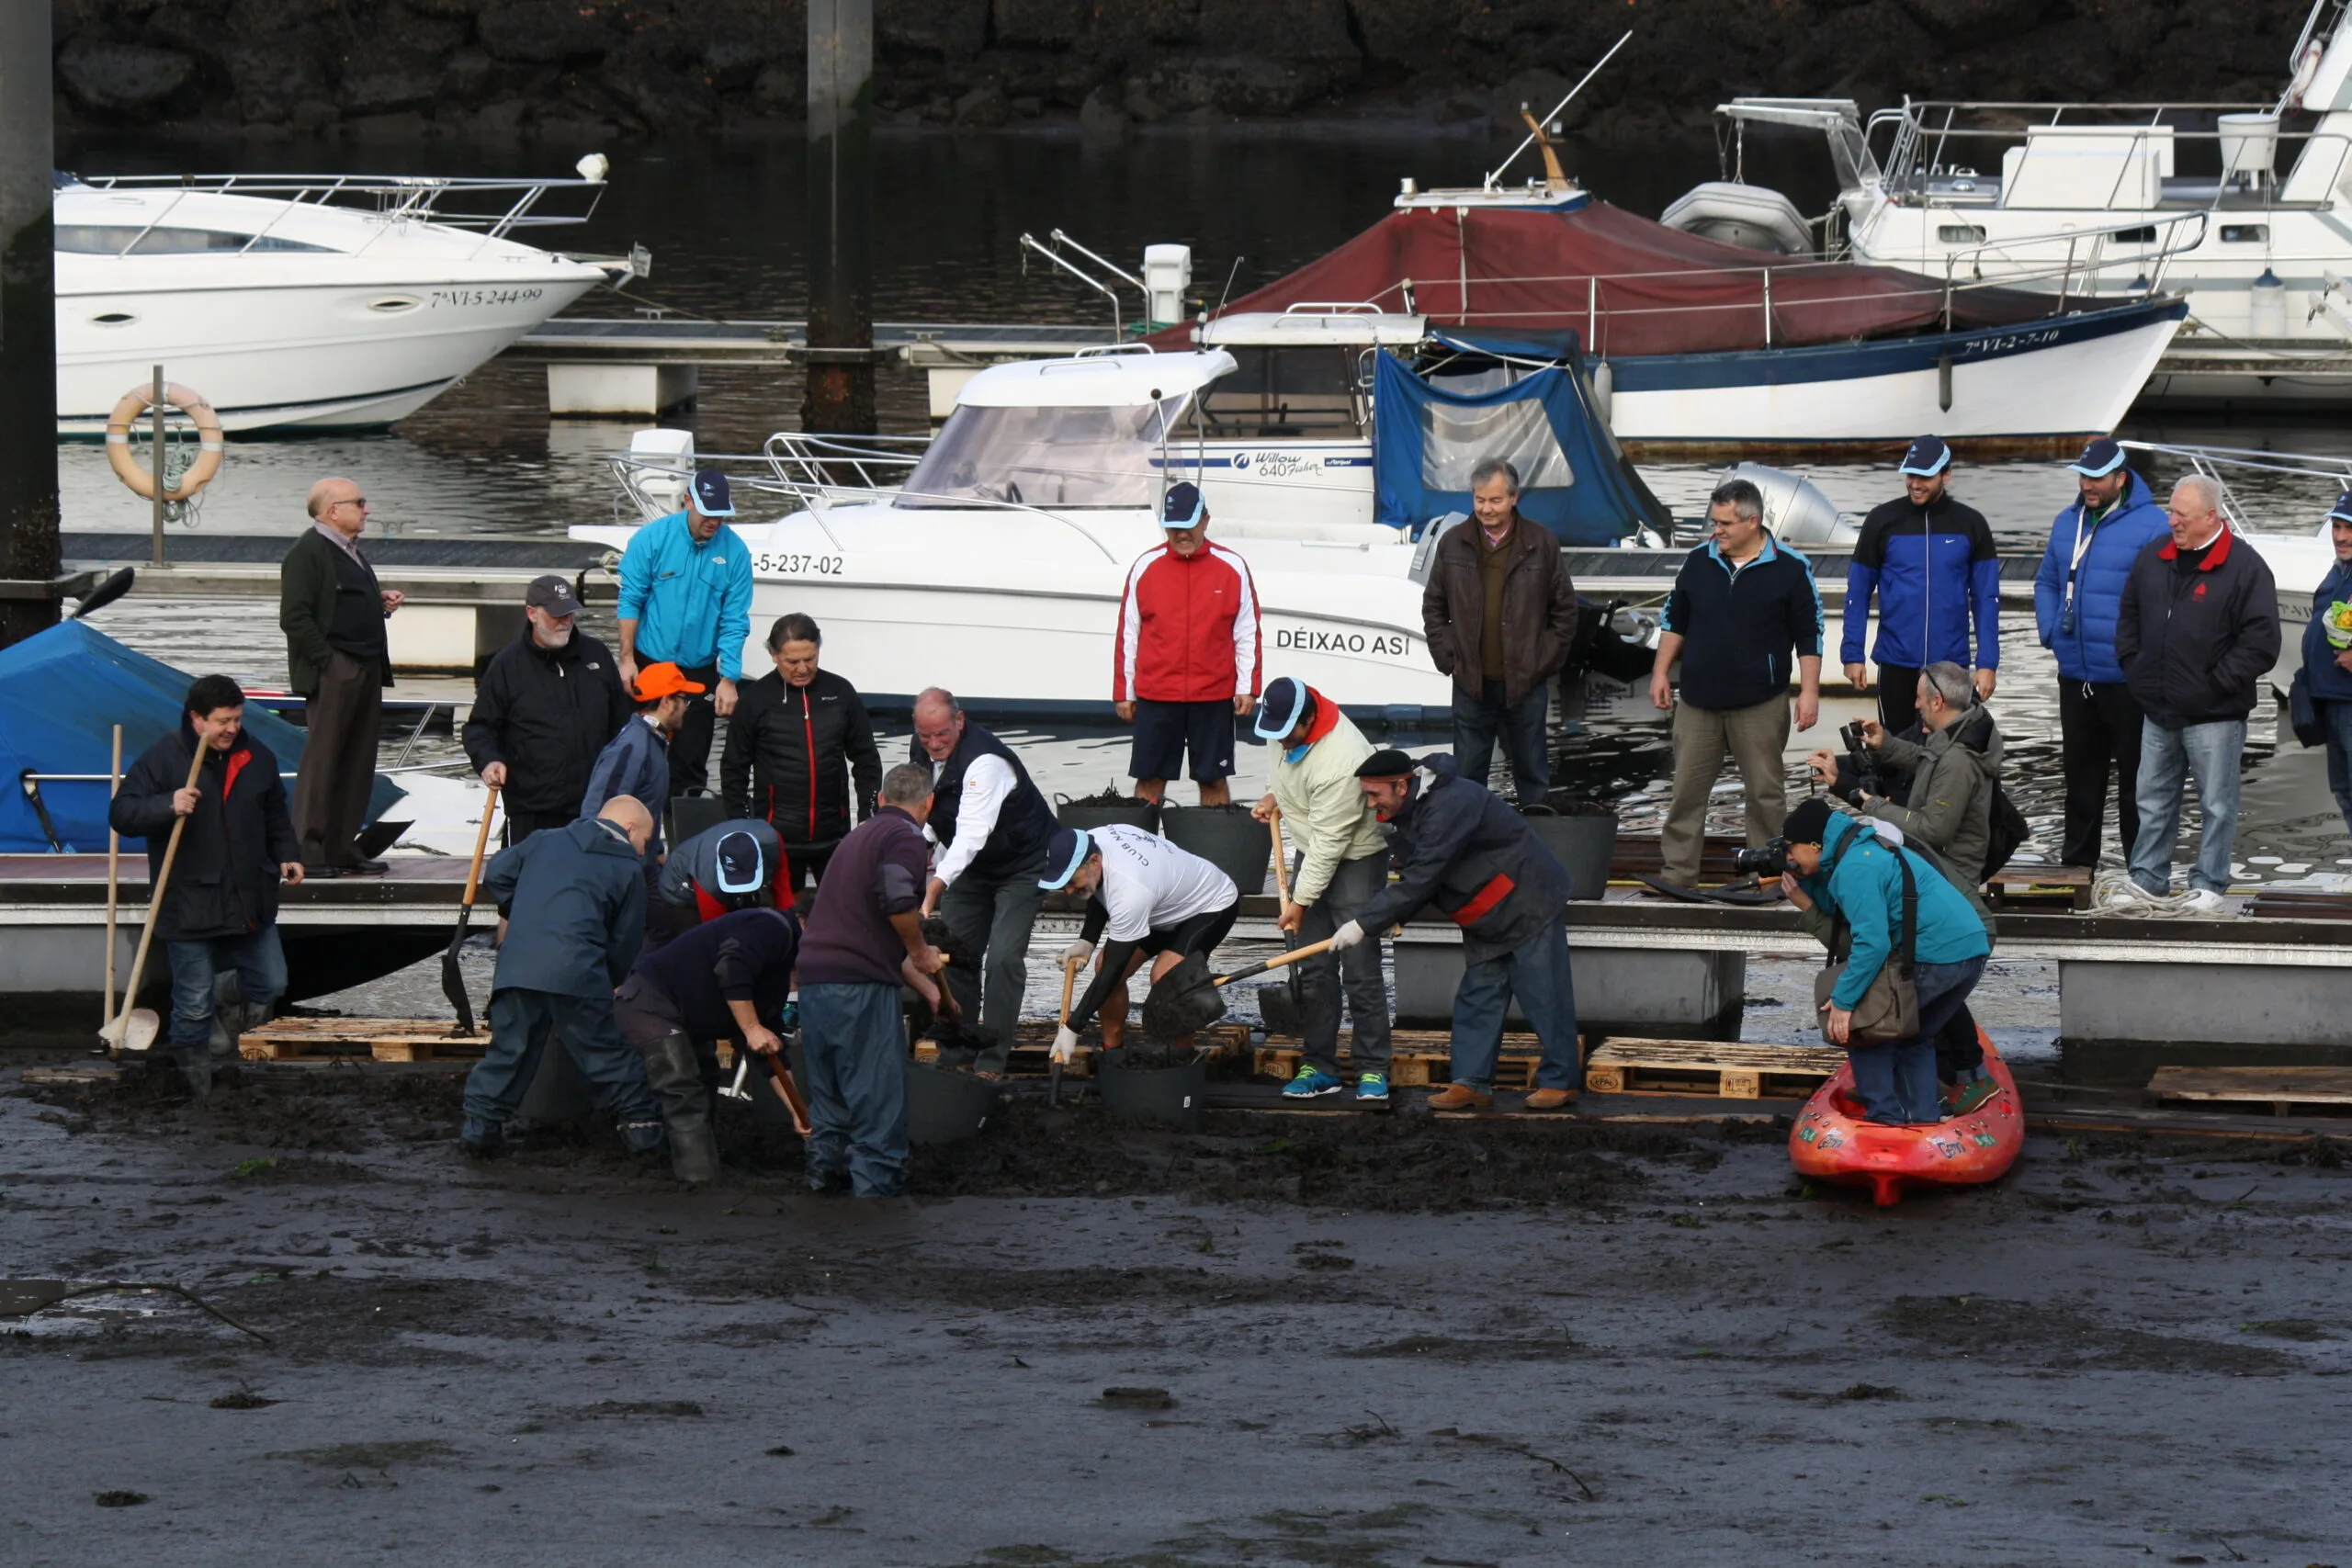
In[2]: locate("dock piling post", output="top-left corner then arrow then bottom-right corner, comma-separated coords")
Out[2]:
0,0 -> 62,650
804,0 -> 877,436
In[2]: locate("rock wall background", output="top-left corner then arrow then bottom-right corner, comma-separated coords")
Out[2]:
51,1 -> 2323,144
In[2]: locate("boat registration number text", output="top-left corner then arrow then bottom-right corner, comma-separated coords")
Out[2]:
428,287 -> 546,308
1273,626 -> 1413,658
753,552 -> 845,576
1959,328 -> 2061,356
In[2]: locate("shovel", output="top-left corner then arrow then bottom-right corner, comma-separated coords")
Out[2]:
1261,807 -> 1306,1038
1051,953 -> 1082,1107
763,1048 -> 811,1136
440,784 -> 499,1038
101,738 -> 209,1054
1139,935 -> 1340,1042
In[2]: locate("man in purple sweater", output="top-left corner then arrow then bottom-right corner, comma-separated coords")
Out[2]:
795,762 -> 948,1196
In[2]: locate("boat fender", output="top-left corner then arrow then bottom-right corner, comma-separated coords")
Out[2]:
104,383 -> 224,502
1589,359 -> 1612,424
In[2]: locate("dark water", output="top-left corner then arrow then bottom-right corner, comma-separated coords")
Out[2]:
62,127 -> 2352,885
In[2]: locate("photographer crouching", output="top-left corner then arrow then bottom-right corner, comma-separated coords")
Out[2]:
1804,660 -> 2008,1111
1775,798 -> 1992,1126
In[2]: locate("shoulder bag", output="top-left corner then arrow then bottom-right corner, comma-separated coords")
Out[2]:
1812,828 -> 1921,1047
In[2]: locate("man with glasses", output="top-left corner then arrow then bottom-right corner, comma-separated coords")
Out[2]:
280,476 -> 401,876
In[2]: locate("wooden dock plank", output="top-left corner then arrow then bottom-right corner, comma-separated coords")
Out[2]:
2149,1065 -> 2352,1116
1584,1036 -> 1845,1100
239,1017 -> 487,1063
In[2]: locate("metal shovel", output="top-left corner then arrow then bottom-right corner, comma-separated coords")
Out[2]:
100,739 -> 209,1054
440,784 -> 500,1037
1139,935 -> 1340,1042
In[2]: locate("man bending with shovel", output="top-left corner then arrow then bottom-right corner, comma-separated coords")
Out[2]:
1044,824 -> 1239,1063
1343,750 -> 1582,1112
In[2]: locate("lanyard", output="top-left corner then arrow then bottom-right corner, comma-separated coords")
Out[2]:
2063,502 -> 2107,607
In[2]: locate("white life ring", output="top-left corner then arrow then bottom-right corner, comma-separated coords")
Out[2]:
2289,39 -> 2324,108
105,383 -> 224,502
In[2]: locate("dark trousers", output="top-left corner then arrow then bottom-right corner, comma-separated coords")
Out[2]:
294,649 -> 382,868
1453,677 -> 1550,805
783,842 -> 835,909
1847,955 -> 1984,1125
1296,851 -> 1394,1077
2326,699 -> 2352,840
1450,913 -> 1581,1092
462,987 -> 663,1147
503,806 -> 576,847
799,980 -> 909,1197
2059,678 -> 2146,867
665,663 -> 722,797
935,855 -> 1048,1075
1873,662 -> 1922,737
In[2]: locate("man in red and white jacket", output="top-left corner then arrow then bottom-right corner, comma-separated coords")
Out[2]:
1113,481 -> 1263,806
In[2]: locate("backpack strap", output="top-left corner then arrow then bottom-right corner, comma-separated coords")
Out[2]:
1814,820 -> 1916,971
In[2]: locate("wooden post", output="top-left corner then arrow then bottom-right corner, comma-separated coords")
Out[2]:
0,0 -> 62,650
803,0 -> 876,436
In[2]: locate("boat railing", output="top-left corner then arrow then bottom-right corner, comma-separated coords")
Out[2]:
2120,438 -> 2352,535
1869,98 -> 2352,200
67,169 -> 613,242
1936,210 -> 2210,315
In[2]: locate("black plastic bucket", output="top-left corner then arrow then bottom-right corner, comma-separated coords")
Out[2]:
1057,795 -> 1159,836
1520,806 -> 1619,901
1095,1048 -> 1206,1131
905,1060 -> 998,1145
1157,802 -> 1270,896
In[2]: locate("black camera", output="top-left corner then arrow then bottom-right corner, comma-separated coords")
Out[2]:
1838,721 -> 1883,799
1730,837 -> 1792,878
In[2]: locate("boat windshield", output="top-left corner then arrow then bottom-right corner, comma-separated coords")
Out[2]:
55,225 -> 337,255
895,397 -> 1186,509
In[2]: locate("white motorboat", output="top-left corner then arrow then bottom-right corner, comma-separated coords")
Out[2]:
55,164 -> 640,434
1693,0 -> 2352,406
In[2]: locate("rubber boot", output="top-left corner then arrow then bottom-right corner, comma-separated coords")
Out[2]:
640,1033 -> 719,1184
174,1046 -> 212,1102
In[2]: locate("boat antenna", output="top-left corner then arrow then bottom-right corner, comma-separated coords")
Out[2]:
1212,255 -> 1244,320
1486,30 -> 1631,192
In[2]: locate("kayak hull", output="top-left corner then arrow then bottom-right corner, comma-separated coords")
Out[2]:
1788,1030 -> 2022,1206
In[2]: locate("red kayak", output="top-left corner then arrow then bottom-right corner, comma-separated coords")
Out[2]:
1788,1030 -> 2022,1207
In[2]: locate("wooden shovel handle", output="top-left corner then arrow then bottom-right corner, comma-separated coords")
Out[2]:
460,784 -> 501,908
1214,933 -> 1340,988
1268,806 -> 1292,904
116,739 -> 209,1031
1058,957 -> 1079,1027
763,1050 -> 811,1135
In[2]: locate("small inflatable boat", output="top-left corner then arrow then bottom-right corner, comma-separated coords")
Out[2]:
1788,1031 -> 2021,1206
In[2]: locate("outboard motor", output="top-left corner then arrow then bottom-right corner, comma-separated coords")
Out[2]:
1721,461 -> 1859,547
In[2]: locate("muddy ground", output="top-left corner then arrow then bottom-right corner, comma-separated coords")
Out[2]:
5,1057 -> 2350,1567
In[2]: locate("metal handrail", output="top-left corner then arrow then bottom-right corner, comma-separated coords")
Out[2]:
69,171 -> 611,237
2119,437 -> 2352,536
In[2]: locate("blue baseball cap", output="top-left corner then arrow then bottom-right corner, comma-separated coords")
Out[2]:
2069,437 -> 2127,478
1159,480 -> 1205,529
2330,491 -> 2352,525
1253,676 -> 1310,741
1898,435 -> 1952,477
715,829 -> 764,896
690,468 -> 736,517
1038,826 -> 1092,891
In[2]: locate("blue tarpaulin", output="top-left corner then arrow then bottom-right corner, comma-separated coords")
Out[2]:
0,621 -> 404,853
1372,331 -> 1668,546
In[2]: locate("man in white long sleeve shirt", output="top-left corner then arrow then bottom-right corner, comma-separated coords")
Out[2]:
1042,823 -> 1239,1056
910,688 -> 1057,1077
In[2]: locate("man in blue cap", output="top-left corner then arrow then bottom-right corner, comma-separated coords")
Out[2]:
616,468 -> 755,799
1844,436 -> 2001,735
2032,436 -> 2172,869
659,817 -> 793,924
2301,493 -> 2352,839
1043,821 -> 1239,1060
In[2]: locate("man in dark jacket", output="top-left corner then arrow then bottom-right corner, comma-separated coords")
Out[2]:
797,763 -> 949,1197
2111,474 -> 2281,912
2303,494 -> 2352,838
279,477 -> 401,876
582,662 -> 701,866
719,613 -> 882,898
911,688 -> 1055,1077
463,575 -> 630,846
1843,437 -> 2001,733
459,796 -> 667,1158
1651,479 -> 1825,886
1341,750 -> 1580,1113
109,675 -> 304,1099
658,818 -> 793,925
1419,458 -> 1578,804
616,905 -> 801,1184
2032,438 -> 2173,869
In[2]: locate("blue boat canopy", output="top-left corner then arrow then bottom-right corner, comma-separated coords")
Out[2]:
1372,332 -> 1669,546
0,621 -> 405,853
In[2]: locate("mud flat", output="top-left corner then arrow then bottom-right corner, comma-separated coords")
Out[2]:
5,1057 -> 2350,1566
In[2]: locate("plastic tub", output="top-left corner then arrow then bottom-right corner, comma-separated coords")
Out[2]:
905,1060 -> 998,1145
1520,803 -> 1619,901
1056,794 -> 1158,836
1158,802 -> 1270,896
1095,1047 -> 1206,1131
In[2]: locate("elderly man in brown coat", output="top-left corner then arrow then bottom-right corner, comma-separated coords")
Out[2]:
1419,458 -> 1579,804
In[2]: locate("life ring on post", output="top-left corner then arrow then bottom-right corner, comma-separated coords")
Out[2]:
105,383 -> 224,502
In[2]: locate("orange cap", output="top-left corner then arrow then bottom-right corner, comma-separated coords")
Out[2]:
633,661 -> 707,701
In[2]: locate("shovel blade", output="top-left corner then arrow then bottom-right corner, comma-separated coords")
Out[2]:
99,1007 -> 160,1054
441,913 -> 479,1037
1139,953 -> 1227,1041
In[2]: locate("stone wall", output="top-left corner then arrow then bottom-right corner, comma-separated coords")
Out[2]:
51,0 -> 2320,143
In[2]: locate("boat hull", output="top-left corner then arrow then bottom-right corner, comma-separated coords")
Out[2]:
1789,1030 -> 2022,1206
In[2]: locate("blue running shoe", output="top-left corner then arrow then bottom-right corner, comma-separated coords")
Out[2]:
1283,1064 -> 1346,1099
1355,1072 -> 1390,1104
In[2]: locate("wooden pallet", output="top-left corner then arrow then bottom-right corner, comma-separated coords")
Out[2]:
2148,1066 -> 2352,1118
1582,1037 -> 1847,1100
1250,1044 -> 1544,1091
907,1021 -> 1251,1080
1984,864 -> 2093,911
238,1017 -> 488,1063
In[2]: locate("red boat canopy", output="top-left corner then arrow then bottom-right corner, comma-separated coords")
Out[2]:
1165,200 -> 2056,358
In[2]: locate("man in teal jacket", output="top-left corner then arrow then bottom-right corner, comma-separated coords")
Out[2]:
616,468 -> 754,798
1779,798 -> 1989,1125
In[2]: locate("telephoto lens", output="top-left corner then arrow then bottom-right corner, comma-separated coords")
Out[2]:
1729,837 -> 1791,877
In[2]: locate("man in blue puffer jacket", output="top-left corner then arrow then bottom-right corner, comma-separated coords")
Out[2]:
1843,436 -> 2002,735
2033,438 -> 2172,870
2302,493 -> 2352,838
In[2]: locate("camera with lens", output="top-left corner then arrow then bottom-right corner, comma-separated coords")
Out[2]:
1730,836 -> 1792,878
1836,721 -> 1883,800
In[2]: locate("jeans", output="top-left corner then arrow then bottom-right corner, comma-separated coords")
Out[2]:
1449,913 -> 1581,1092
2058,679 -> 2146,867
1453,678 -> 1551,804
2127,718 -> 2245,897
1847,954 -> 1984,1124
2324,700 -> 2352,841
164,927 -> 287,1053
1295,851 -> 1393,1077
462,987 -> 664,1149
935,855 -> 1048,1075
799,981 -> 910,1198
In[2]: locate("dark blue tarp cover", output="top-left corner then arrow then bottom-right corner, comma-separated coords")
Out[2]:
0,621 -> 405,853
1373,334 -> 1668,546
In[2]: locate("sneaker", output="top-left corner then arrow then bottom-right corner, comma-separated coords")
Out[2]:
2180,888 -> 2227,916
1355,1072 -> 1389,1104
1283,1065 -> 1347,1099
1426,1082 -> 1494,1112
2094,873 -> 2161,911
1948,1077 -> 2002,1115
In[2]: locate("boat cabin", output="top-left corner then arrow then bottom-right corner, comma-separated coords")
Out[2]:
1192,308 -> 1425,440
